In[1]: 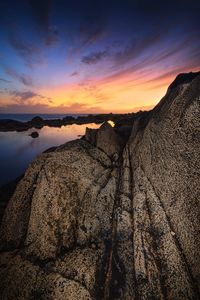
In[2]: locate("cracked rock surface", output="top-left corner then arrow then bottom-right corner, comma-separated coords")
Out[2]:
0,72 -> 200,299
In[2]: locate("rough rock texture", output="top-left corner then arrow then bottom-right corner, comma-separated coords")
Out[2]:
85,122 -> 122,157
0,72 -> 200,299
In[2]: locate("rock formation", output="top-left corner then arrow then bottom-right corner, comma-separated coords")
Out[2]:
0,113 -> 137,132
0,71 -> 200,299
29,131 -> 39,138
85,122 -> 122,157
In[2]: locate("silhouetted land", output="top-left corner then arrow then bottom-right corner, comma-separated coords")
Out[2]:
0,112 -> 149,132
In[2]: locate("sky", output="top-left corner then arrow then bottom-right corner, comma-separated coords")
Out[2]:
0,0 -> 200,114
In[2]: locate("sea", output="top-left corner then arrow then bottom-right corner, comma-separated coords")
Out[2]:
0,114 -> 99,186
0,113 -> 87,122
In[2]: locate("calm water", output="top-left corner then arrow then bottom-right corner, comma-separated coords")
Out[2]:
0,123 -> 100,186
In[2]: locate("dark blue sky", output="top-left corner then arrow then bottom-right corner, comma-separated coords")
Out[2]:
0,0 -> 200,113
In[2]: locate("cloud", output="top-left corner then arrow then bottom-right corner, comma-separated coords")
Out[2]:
0,103 -> 51,114
78,15 -> 106,48
144,64 -> 200,88
113,31 -> 165,66
0,100 -> 155,114
81,50 -> 108,64
11,91 -> 37,101
100,36 -> 200,85
71,71 -> 79,76
10,91 -> 40,101
29,0 -> 59,46
0,101 -> 105,114
0,78 -> 11,83
9,34 -> 45,68
5,89 -> 52,104
78,82 -> 109,103
60,102 -> 104,113
4,67 -> 35,87
9,35 -> 36,57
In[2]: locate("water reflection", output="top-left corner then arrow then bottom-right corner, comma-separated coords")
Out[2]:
0,123 -> 100,186
107,120 -> 115,127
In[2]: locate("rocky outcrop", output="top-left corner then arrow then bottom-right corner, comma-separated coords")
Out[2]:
29,131 -> 39,138
85,122 -> 122,157
0,113 -> 137,132
0,72 -> 200,299
167,71 -> 200,91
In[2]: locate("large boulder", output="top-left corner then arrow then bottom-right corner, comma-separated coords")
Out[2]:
85,122 -> 122,157
85,127 -> 97,146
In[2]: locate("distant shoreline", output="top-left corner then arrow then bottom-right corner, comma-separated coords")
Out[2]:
0,112 -> 145,132
0,113 -> 87,122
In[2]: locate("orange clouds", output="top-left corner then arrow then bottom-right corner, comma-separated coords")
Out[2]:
37,69 -> 170,113
1,65 -> 200,114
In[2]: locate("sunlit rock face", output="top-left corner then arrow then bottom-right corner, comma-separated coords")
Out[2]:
0,72 -> 200,299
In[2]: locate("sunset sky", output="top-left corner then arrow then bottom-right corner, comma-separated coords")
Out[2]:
0,0 -> 200,114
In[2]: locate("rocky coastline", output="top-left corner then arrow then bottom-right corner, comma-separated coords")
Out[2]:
0,71 -> 199,299
0,112 -> 144,132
